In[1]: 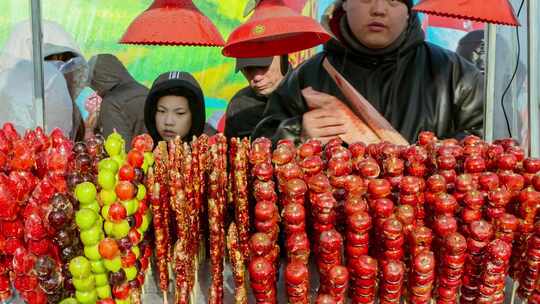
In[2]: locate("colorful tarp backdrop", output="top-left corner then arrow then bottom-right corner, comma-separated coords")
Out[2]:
0,0 -> 483,122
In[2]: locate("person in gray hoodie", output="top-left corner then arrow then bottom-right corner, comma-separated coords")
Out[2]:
0,20 -> 86,139
88,54 -> 148,148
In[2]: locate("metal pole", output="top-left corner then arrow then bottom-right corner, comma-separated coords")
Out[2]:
528,0 -> 540,157
484,24 -> 498,143
30,0 -> 45,129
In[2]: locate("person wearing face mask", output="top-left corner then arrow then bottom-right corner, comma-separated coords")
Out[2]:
253,0 -> 484,144
144,71 -> 206,144
224,55 -> 289,138
0,20 -> 86,139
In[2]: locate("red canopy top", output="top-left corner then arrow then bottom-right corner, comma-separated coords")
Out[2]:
413,0 -> 520,27
222,0 -> 331,58
120,0 -> 225,46
422,15 -> 484,32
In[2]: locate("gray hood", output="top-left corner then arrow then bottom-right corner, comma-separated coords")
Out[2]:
88,54 -> 136,95
0,20 -> 84,71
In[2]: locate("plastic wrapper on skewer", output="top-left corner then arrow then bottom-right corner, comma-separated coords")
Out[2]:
509,187 -> 540,279
285,261 -> 309,304
436,232 -> 467,304
314,293 -> 337,304
399,176 -> 425,226
409,226 -> 433,257
460,220 -> 494,304
207,135 -> 227,304
326,144 -> 353,233
425,174 -> 447,226
408,251 -> 436,304
317,229 -> 343,295
382,218 -> 405,261
476,239 -> 511,304
227,223 -> 247,304
249,232 -> 279,271
460,189 -> 485,236
151,142 -> 171,296
231,138 -> 251,260
297,139 -> 323,161
349,255 -> 377,304
345,211 -> 371,264
325,265 -> 348,304
249,257 -> 277,304
251,138 -> 280,242
518,222 -> 540,299
307,173 -> 337,254
379,259 -> 405,304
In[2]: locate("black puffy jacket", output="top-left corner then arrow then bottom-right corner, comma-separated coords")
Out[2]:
252,2 -> 484,144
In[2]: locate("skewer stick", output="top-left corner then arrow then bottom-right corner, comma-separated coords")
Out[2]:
510,280 -> 519,304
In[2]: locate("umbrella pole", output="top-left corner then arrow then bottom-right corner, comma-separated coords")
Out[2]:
30,0 -> 45,130
483,24 -> 498,143
528,0 -> 540,157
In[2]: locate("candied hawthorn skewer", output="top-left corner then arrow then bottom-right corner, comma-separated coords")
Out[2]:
227,223 -> 247,304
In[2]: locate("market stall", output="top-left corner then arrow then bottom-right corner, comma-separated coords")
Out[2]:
0,0 -> 539,303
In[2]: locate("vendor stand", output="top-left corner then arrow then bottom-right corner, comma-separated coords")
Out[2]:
0,0 -> 539,303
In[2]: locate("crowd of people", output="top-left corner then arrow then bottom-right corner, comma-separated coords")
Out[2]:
1,0 -> 486,150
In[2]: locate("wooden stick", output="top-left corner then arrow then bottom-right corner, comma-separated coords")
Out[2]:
510,280 -> 518,304
322,57 -> 409,145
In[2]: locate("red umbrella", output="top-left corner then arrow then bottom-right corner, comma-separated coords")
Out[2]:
283,0 -> 308,13
413,0 -> 520,26
423,15 -> 484,32
119,0 -> 224,46
222,0 -> 331,58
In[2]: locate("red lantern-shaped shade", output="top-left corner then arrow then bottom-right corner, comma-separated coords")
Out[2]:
222,0 -> 331,58
413,0 -> 520,26
120,0 -> 225,46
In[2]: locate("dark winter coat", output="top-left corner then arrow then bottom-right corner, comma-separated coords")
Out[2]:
252,1 -> 484,144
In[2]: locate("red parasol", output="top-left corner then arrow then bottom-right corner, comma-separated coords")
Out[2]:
413,0 -> 520,27
423,15 -> 484,32
222,0 -> 331,58
119,0 -> 224,46
283,0 -> 308,13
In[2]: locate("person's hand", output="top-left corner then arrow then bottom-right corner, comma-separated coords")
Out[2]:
301,87 -> 379,145
301,108 -> 348,144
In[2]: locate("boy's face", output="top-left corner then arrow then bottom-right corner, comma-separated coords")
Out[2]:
343,0 -> 409,49
155,95 -> 192,141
